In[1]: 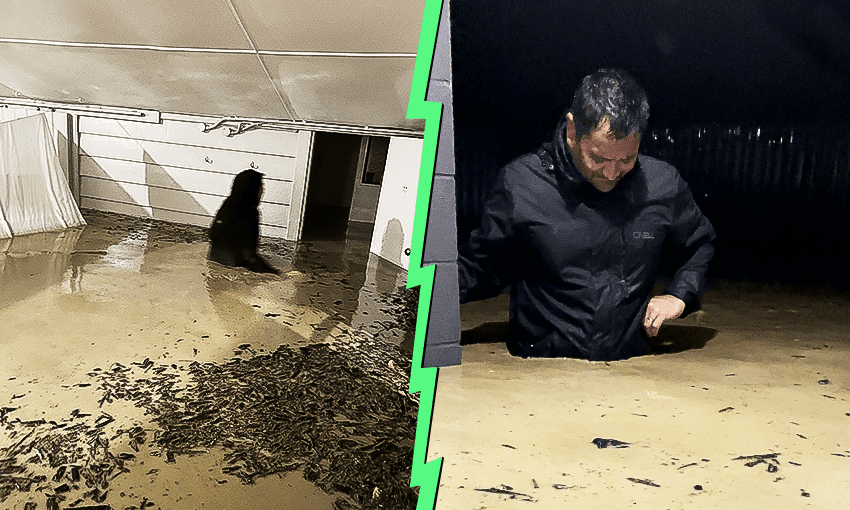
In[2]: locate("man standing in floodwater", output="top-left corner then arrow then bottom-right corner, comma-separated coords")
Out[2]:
458,68 -> 716,362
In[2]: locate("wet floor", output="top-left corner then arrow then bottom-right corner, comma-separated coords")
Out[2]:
430,282 -> 850,509
1,210 -> 419,510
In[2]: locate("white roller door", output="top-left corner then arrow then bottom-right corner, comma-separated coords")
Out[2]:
78,117 -> 311,240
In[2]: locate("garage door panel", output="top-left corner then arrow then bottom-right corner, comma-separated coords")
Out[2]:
79,133 -> 298,181
81,156 -> 294,204
82,176 -> 217,214
81,175 -> 151,208
76,117 -> 305,239
78,117 -> 300,156
259,202 -> 291,228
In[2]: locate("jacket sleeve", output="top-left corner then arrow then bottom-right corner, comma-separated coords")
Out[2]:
662,176 -> 716,316
458,166 -> 519,303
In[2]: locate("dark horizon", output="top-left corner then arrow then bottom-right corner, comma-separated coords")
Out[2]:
451,0 -> 850,154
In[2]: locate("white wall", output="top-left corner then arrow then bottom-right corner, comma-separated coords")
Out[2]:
370,137 -> 422,270
77,116 -> 311,240
2,107 -> 423,251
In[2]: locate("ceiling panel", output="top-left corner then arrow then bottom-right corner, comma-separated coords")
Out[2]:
0,44 -> 290,120
266,55 -> 421,129
231,0 -> 426,53
0,0 -> 250,49
0,1 -> 425,130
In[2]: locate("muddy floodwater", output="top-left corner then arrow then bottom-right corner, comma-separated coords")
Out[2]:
430,282 -> 850,509
0,210 -> 419,510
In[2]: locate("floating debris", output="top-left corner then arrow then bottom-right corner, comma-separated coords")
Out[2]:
719,407 -> 734,412
733,453 -> 780,473
92,413 -> 114,429
733,453 -> 780,461
474,485 -> 537,502
2,331 -> 417,509
592,438 -> 630,449
552,483 -> 575,490
77,209 -> 210,245
2,209 -> 421,509
627,477 -> 660,487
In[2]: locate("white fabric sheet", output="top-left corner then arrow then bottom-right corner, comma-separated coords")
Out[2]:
0,114 -> 85,238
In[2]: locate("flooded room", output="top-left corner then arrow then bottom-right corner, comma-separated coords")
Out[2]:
422,0 -> 850,509
1,1 -> 428,509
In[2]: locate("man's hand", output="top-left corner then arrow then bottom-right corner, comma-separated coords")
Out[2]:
643,295 -> 686,337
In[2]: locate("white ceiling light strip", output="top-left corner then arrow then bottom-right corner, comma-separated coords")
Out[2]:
0,38 -> 415,58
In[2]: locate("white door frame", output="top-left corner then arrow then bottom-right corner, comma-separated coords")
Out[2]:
348,136 -> 383,224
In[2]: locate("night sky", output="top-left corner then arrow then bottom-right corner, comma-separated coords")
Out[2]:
451,0 -> 850,157
450,0 -> 850,287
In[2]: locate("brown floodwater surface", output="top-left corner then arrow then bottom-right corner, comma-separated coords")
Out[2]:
430,282 -> 850,509
0,210 -> 419,510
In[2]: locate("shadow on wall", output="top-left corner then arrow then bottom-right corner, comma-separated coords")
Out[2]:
80,147 -> 212,226
56,130 -> 71,191
143,150 -> 211,222
378,217 -> 404,267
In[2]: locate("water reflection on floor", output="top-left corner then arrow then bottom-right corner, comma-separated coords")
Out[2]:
0,210 -> 419,510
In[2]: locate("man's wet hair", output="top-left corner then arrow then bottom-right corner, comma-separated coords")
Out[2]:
569,68 -> 650,140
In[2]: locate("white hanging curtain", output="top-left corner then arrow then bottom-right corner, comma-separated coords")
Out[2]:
0,113 -> 85,238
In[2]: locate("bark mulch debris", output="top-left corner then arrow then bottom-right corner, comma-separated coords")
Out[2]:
2,332 -> 418,510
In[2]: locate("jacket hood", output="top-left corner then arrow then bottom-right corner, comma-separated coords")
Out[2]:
537,115 -> 591,193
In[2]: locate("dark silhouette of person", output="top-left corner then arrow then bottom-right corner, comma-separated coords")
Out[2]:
208,169 -> 279,274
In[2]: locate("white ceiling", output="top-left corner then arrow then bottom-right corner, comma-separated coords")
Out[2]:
0,0 -> 426,130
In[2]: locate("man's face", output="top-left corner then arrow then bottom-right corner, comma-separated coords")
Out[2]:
565,114 -> 641,193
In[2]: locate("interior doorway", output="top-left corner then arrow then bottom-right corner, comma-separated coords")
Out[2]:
301,132 -> 390,241
301,132 -> 362,239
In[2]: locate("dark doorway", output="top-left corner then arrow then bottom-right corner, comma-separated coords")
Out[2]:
301,132 -> 362,240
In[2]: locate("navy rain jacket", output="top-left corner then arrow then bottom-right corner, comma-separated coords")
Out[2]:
458,118 -> 716,361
